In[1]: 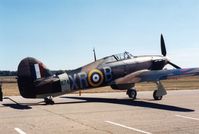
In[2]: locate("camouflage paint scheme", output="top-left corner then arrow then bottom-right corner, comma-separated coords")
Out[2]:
17,52 -> 199,99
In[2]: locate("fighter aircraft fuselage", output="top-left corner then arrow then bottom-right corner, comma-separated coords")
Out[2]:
16,34 -> 198,104
67,54 -> 168,90
17,53 -> 168,99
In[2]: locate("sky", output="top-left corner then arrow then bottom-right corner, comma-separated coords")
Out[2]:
0,0 -> 199,71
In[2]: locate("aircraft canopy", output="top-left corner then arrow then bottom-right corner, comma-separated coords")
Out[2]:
103,51 -> 133,64
113,51 -> 133,61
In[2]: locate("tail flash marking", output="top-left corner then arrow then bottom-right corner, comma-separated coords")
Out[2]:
34,64 -> 41,79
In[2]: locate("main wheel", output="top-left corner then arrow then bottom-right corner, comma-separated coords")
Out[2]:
127,89 -> 137,100
153,90 -> 163,100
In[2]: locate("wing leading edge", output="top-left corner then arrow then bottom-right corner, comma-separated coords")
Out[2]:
114,68 -> 199,85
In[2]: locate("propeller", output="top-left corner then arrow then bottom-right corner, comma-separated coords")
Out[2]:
160,34 -> 181,69
167,61 -> 181,69
161,34 -> 167,56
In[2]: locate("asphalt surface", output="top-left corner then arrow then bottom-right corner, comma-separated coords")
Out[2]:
0,90 -> 199,134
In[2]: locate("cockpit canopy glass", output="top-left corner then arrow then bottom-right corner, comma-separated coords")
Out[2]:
113,51 -> 133,61
103,51 -> 133,64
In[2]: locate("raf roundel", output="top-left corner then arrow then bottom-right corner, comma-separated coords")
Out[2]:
88,69 -> 104,87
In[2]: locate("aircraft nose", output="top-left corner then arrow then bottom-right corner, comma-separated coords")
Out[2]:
151,56 -> 168,70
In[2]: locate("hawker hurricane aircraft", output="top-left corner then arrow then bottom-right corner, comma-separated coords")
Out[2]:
14,35 -> 199,104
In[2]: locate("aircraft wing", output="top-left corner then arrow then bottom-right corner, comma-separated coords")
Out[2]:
114,68 -> 199,85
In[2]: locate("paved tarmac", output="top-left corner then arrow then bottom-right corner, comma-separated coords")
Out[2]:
0,90 -> 199,134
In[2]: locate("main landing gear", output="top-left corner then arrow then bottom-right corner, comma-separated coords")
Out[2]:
126,81 -> 167,101
126,88 -> 137,100
153,81 -> 167,100
44,96 -> 54,105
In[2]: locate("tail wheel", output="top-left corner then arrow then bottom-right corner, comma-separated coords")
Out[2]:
127,89 -> 137,100
44,97 -> 54,105
153,90 -> 163,100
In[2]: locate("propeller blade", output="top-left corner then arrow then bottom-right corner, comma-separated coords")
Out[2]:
161,34 -> 167,56
168,61 -> 181,69
160,34 -> 181,69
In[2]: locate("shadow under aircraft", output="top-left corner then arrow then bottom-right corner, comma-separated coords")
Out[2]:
2,95 -> 194,112
59,96 -> 195,112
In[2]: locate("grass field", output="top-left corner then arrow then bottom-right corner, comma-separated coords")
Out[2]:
1,76 -> 199,96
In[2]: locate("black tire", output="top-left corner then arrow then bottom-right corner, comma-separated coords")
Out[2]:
49,100 -> 55,105
127,89 -> 137,100
44,98 -> 55,105
0,92 -> 2,101
153,90 -> 163,100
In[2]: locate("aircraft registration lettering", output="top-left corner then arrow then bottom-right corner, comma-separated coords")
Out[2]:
69,74 -> 79,89
78,72 -> 88,88
103,67 -> 112,82
69,67 -> 112,90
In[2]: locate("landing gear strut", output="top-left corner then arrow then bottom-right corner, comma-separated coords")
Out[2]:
44,96 -> 54,105
153,81 -> 167,100
126,88 -> 137,100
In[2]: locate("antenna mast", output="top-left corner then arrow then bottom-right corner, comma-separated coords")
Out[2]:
93,48 -> 97,62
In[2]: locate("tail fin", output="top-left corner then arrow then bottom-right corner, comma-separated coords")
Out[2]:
17,57 -> 52,98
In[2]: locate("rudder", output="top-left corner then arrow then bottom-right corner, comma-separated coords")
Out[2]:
17,57 -> 52,98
